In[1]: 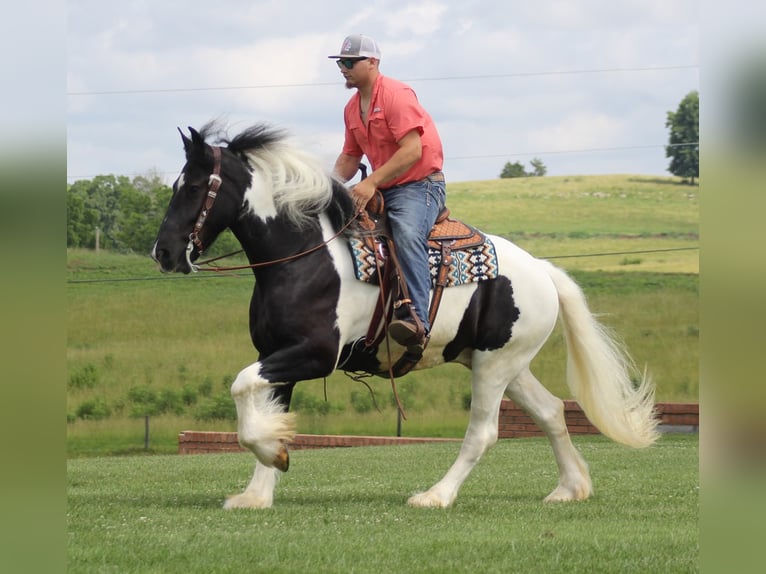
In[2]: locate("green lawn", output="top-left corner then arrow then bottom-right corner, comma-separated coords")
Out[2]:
67,434 -> 698,573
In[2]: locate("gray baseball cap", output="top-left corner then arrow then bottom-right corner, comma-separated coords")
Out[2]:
328,34 -> 381,59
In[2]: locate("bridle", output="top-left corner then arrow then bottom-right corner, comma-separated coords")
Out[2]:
184,144 -> 359,273
185,145 -> 223,270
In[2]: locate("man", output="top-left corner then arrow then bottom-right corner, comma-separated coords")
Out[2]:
329,34 -> 446,351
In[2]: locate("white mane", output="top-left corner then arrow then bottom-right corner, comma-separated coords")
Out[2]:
243,142 -> 336,229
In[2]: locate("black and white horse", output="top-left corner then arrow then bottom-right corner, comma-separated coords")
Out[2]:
152,123 -> 658,509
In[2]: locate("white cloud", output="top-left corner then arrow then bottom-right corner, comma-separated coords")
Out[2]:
529,111 -> 625,152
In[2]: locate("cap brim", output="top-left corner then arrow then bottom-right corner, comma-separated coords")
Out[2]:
327,54 -> 378,60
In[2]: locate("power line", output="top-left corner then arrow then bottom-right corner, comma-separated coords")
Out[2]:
448,142 -> 698,161
66,246 -> 699,284
546,246 -> 698,260
65,141 -> 699,181
66,64 -> 698,97
67,273 -> 251,284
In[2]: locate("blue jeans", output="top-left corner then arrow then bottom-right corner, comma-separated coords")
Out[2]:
381,175 -> 446,333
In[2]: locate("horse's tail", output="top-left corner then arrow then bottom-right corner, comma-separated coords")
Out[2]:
544,262 -> 659,448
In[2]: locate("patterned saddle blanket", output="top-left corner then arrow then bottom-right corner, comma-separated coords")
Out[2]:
347,215 -> 499,287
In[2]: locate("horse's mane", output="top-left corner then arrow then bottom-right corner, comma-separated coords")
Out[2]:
200,121 -> 346,229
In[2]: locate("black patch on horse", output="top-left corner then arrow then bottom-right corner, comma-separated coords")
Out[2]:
443,276 -> 519,362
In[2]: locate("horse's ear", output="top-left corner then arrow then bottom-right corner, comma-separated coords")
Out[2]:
178,127 -> 193,153
188,126 -> 205,147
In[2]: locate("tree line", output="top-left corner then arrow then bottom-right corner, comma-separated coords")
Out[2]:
67,172 -> 239,256
67,173 -> 171,253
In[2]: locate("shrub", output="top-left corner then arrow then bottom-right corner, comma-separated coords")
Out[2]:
350,389 -> 374,414
69,363 -> 99,390
181,384 -> 198,406
157,388 -> 185,416
194,393 -> 237,421
197,377 -> 213,397
291,390 -> 334,415
127,385 -> 188,417
76,397 -> 112,421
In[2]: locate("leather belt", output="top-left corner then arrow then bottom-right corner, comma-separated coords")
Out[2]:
425,171 -> 445,183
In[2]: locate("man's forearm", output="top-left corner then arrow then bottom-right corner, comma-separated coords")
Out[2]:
333,153 -> 362,182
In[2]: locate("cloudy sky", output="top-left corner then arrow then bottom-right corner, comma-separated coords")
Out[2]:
66,0 -> 700,185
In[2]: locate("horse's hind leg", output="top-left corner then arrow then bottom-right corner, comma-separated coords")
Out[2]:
408,353 -> 508,508
506,368 -> 593,502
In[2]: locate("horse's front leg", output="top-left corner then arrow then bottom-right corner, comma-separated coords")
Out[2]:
224,362 -> 296,510
224,461 -> 280,510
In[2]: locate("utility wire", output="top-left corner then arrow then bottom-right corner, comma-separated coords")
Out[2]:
448,142 -> 698,161
67,64 -> 698,97
66,141 -> 699,181
67,246 -> 699,284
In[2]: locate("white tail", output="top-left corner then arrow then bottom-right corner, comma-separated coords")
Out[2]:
544,262 -> 659,448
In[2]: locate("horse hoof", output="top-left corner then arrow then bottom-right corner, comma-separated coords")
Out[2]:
223,493 -> 273,509
273,445 -> 290,472
543,483 -> 592,502
407,491 -> 450,508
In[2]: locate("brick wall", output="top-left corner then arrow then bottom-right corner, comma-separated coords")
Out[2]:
178,431 -> 460,455
498,400 -> 698,438
178,400 -> 698,454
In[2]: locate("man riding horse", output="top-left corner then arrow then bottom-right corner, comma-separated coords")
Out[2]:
330,34 -> 447,357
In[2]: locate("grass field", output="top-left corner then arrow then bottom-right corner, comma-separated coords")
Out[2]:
67,434 -> 699,573
66,174 -> 698,456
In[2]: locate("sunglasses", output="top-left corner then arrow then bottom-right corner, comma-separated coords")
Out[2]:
336,57 -> 368,70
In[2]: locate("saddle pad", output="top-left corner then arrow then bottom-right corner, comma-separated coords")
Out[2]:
347,235 -> 499,287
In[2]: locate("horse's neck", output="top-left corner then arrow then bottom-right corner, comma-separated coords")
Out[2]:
230,212 -> 324,268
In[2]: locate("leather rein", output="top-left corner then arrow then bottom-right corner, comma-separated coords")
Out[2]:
184,145 -> 359,273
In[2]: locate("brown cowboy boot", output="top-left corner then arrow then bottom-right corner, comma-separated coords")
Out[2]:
388,319 -> 425,347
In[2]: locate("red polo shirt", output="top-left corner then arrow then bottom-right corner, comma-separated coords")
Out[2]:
341,74 -> 443,188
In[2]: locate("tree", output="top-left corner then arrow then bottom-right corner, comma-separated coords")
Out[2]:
529,157 -> 547,177
665,90 -> 699,184
500,159 -> 547,178
500,161 -> 527,178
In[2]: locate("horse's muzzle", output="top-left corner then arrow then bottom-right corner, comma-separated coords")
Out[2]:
151,243 -> 193,274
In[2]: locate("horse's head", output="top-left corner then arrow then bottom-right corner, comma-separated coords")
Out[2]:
152,126 -> 250,273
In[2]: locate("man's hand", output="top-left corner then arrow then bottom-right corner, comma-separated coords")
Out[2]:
352,178 -> 377,211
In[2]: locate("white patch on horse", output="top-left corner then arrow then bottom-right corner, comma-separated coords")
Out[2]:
243,146 -> 333,227
242,174 -> 279,221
